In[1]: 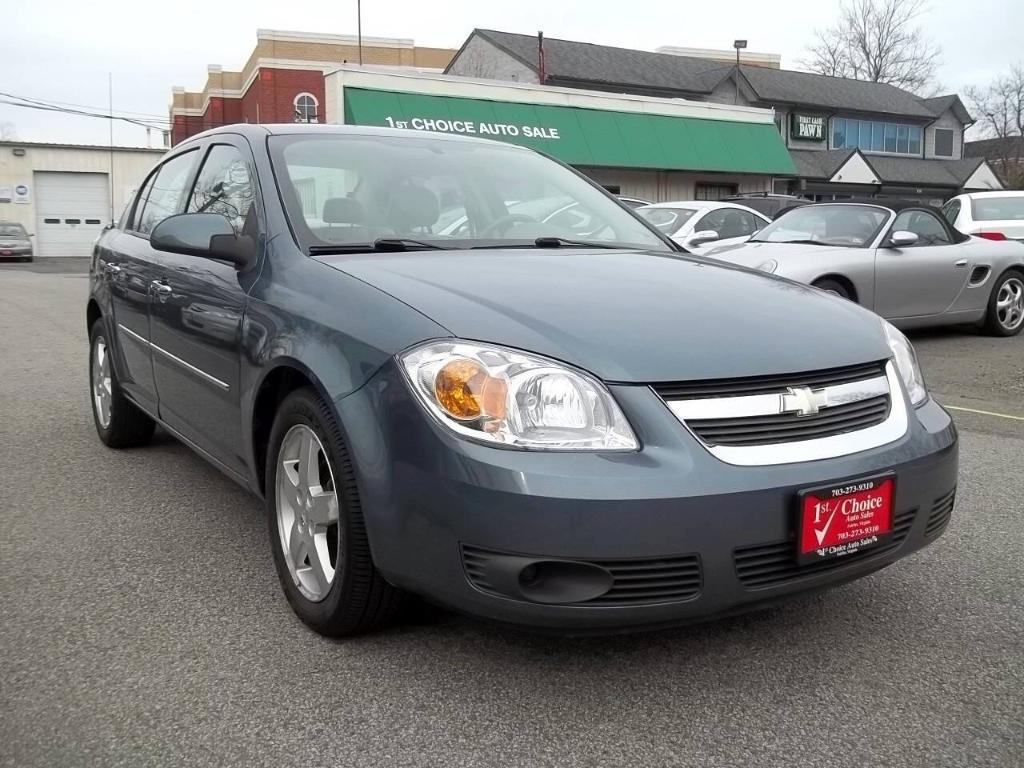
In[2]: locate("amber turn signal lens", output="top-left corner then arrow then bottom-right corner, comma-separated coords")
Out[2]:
434,359 -> 508,421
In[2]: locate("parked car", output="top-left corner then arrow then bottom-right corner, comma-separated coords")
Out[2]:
617,195 -> 652,209
0,222 -> 33,261
941,191 -> 1024,242
636,201 -> 769,254
719,193 -> 811,220
708,200 -> 1024,336
87,125 -> 957,636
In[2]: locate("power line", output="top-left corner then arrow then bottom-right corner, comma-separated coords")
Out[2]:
0,92 -> 171,130
0,90 -> 172,121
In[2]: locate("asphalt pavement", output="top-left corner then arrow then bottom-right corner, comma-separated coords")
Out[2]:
1,264 -> 1022,767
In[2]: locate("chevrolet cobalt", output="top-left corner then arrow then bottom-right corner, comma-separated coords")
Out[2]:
87,125 -> 958,635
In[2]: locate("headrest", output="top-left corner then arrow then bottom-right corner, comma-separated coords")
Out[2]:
323,197 -> 364,225
388,184 -> 440,228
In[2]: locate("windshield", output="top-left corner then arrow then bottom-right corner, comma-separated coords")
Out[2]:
750,204 -> 889,247
972,196 -> 1024,221
269,133 -> 670,253
0,224 -> 27,238
636,207 -> 697,233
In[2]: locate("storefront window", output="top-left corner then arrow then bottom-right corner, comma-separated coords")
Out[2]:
831,118 -> 923,156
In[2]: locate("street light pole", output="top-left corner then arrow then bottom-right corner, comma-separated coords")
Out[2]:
357,0 -> 363,65
732,39 -> 747,105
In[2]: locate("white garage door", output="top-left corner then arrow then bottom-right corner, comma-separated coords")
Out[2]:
34,172 -> 110,258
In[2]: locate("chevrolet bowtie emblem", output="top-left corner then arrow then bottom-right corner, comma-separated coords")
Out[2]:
781,386 -> 828,417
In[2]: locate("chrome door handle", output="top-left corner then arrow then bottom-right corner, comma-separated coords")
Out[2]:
150,280 -> 173,299
954,259 -> 968,268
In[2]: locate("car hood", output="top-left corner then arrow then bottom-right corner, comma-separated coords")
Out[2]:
705,241 -> 860,269
316,249 -> 891,383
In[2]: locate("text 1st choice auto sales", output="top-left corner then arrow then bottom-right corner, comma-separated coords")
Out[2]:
383,116 -> 561,139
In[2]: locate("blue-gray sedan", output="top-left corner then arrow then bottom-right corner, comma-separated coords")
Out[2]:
86,125 -> 957,635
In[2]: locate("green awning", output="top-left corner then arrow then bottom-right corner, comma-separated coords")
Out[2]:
342,87 -> 796,176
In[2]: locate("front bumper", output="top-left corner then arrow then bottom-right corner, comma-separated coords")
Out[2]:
338,362 -> 958,632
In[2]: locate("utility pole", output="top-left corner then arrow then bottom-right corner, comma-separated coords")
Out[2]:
108,73 -> 115,225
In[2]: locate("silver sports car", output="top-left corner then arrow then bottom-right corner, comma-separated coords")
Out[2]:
707,201 -> 1024,336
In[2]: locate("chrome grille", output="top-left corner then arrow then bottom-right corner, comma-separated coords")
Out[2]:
656,360 -> 905,465
687,394 -> 890,447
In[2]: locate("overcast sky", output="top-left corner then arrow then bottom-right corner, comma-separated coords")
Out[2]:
2,0 -> 1021,147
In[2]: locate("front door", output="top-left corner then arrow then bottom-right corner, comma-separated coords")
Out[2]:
147,139 -> 260,475
873,208 -> 972,318
104,149 -> 200,414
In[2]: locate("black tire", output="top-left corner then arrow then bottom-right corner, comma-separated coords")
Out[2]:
982,269 -> 1024,337
265,387 -> 404,636
813,278 -> 853,301
89,318 -> 156,448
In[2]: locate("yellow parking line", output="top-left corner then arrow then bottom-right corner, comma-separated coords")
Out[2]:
945,405 -> 1024,422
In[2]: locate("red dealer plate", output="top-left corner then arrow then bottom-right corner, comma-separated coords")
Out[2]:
1,250 -> 10,256
798,476 -> 894,564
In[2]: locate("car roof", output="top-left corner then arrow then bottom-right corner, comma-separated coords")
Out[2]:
960,190 -> 1024,198
806,198 -> 929,213
639,200 -> 766,215
179,122 -> 515,148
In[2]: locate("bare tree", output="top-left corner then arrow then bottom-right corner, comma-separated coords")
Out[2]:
802,0 -> 941,94
0,121 -> 16,140
965,65 -> 1024,186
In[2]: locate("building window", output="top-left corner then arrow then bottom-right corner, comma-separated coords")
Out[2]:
831,117 -> 922,156
694,182 -> 738,201
294,93 -> 319,124
934,128 -> 955,158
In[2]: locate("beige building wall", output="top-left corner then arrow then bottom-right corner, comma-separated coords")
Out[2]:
0,142 -> 166,246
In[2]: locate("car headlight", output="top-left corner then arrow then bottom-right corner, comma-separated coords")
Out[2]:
756,258 -> 778,274
881,320 -> 927,406
399,340 -> 638,451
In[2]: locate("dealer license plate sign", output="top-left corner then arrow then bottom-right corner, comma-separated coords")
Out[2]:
798,476 -> 894,564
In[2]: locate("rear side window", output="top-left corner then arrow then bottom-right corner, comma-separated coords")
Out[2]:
187,144 -> 256,236
135,150 -> 198,236
972,197 -> 1024,221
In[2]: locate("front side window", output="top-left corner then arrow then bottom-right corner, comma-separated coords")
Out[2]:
750,204 -> 889,247
695,208 -> 760,239
136,151 -> 198,236
294,93 -> 319,124
892,210 -> 951,245
187,144 -> 256,236
269,134 -> 670,253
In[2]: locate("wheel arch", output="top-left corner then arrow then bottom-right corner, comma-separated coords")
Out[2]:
812,273 -> 860,304
249,358 -> 339,497
86,298 -> 103,334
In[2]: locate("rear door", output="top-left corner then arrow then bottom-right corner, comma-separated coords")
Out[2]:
103,150 -> 200,414
147,137 -> 259,475
873,208 -> 972,318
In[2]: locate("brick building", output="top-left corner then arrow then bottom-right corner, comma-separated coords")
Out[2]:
169,29 -> 455,145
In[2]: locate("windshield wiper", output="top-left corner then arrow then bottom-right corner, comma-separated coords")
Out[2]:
471,237 -> 624,250
749,238 -> 832,246
308,238 -> 450,255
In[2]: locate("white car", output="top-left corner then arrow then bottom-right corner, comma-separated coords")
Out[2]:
942,191 -> 1024,242
635,201 -> 770,254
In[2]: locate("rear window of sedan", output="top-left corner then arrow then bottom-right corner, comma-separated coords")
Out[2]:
972,197 -> 1024,221
636,207 -> 697,233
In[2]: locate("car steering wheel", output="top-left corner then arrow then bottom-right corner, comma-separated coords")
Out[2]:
479,214 -> 538,238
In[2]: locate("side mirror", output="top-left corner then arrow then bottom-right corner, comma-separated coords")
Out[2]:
688,230 -> 721,247
888,230 -> 919,248
151,213 -> 254,269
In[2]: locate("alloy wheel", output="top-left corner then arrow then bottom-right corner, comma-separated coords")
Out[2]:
92,336 -> 112,429
276,424 -> 341,602
996,277 -> 1024,332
